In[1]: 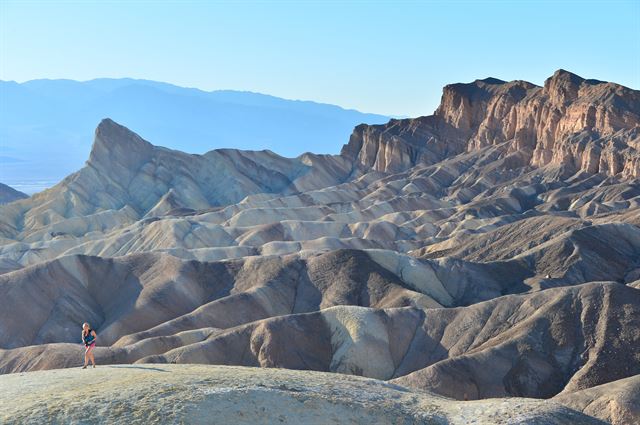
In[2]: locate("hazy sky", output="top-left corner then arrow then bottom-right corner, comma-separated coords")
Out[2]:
1,0 -> 638,116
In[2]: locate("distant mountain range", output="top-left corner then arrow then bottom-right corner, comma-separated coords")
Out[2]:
0,78 -> 390,193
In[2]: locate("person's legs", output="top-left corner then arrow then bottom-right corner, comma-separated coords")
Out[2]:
88,344 -> 96,367
83,346 -> 89,368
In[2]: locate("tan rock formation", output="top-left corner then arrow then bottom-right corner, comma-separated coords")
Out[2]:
342,70 -> 640,177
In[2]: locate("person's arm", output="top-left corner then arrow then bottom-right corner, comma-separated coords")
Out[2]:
91,330 -> 97,343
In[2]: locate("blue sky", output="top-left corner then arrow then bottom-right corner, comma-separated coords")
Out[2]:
1,0 -> 638,116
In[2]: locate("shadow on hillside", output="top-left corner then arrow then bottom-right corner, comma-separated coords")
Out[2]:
104,365 -> 169,372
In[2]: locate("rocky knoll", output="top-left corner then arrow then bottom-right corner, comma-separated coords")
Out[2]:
0,70 -> 638,424
0,364 -> 605,424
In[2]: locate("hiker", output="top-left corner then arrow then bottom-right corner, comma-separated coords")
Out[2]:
81,322 -> 97,369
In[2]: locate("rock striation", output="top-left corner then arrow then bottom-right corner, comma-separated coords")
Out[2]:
343,70 -> 640,177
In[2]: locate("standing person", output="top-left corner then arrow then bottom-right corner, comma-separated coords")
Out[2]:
81,322 -> 97,369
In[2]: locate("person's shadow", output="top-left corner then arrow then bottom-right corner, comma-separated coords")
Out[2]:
104,365 -> 169,372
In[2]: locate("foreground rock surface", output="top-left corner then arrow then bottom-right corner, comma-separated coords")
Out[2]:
0,364 -> 604,425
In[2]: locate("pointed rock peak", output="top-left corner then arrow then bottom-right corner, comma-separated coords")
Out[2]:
88,118 -> 154,170
477,77 -> 506,85
549,69 -> 585,85
96,117 -> 122,133
94,118 -> 152,149
544,70 -> 586,104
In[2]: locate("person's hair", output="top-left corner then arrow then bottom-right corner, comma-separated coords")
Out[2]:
82,322 -> 90,335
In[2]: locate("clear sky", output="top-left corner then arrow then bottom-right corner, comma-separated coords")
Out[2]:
1,0 -> 638,116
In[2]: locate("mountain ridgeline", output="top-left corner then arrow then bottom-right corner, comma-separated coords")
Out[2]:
0,70 -> 639,425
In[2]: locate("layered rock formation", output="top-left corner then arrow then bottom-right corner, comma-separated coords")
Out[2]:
0,70 -> 638,424
343,70 -> 640,177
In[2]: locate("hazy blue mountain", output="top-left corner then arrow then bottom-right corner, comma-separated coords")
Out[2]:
0,79 -> 390,193
0,182 -> 28,204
